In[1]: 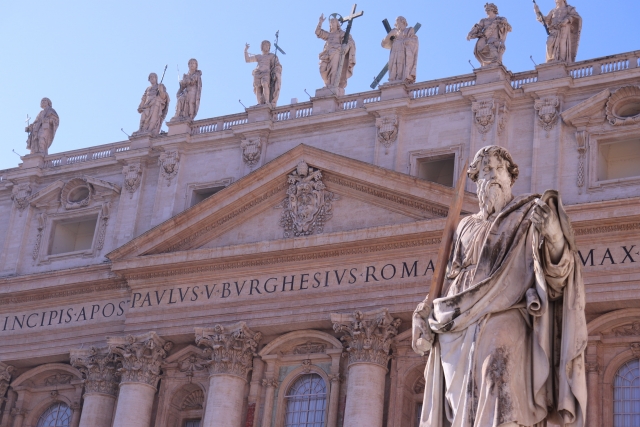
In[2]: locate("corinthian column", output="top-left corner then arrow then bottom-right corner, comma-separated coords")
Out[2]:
71,347 -> 121,427
0,364 -> 15,426
195,322 -> 262,427
331,308 -> 401,427
108,332 -> 172,427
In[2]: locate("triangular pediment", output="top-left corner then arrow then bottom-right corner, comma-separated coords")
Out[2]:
107,145 -> 477,263
561,89 -> 610,128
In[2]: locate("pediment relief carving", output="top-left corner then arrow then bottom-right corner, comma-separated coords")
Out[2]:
605,86 -> 640,126
28,176 -> 120,210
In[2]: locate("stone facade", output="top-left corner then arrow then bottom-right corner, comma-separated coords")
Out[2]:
0,49 -> 639,427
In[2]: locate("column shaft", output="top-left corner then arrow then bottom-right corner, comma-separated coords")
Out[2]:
587,368 -> 599,427
260,383 -> 276,427
327,377 -> 340,427
202,375 -> 246,427
79,394 -> 116,427
343,363 -> 387,427
112,383 -> 156,427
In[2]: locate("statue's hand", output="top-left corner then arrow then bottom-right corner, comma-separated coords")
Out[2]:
137,108 -> 143,113
412,312 -> 433,356
245,43 -> 250,51
530,198 -> 563,244
319,13 -> 326,24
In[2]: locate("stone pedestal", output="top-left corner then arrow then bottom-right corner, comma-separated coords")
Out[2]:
536,61 -> 569,81
112,382 -> 156,427
18,153 -> 45,169
379,82 -> 409,101
246,104 -> 273,123
107,332 -> 171,427
473,64 -> 510,85
167,120 -> 192,136
331,308 -> 401,427
195,322 -> 261,427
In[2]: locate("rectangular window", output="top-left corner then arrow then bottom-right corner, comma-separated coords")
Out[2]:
49,215 -> 98,255
190,186 -> 225,207
184,420 -> 201,427
597,138 -> 640,181
417,155 -> 455,187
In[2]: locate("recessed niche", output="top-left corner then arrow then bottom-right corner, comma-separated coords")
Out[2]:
597,139 -> 640,181
417,155 -> 455,187
49,215 -> 98,255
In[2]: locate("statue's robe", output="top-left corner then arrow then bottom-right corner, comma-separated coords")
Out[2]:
421,191 -> 587,427
248,53 -> 282,105
27,107 -> 59,154
316,27 -> 356,89
173,70 -> 202,121
541,5 -> 581,63
137,83 -> 169,135
382,27 -> 419,83
468,16 -> 511,66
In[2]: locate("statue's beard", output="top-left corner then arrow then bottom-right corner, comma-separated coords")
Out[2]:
477,179 -> 511,219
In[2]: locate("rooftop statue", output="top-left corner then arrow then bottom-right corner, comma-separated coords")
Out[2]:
133,72 -> 170,137
25,97 -> 59,155
381,16 -> 419,84
534,0 -> 582,63
244,40 -> 282,106
413,146 -> 587,427
315,13 -> 356,90
467,3 -> 512,67
171,58 -> 202,122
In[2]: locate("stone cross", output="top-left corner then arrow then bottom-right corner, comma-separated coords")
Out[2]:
370,19 -> 422,89
333,4 -> 364,89
273,30 -> 286,56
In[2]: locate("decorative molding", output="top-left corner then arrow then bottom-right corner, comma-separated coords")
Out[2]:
331,308 -> 401,368
613,321 -> 640,337
70,346 -> 121,397
574,222 -> 640,237
11,407 -> 27,417
60,178 -> 92,210
32,213 -> 46,260
241,137 -> 263,167
322,175 -> 447,218
195,322 -> 261,380
631,343 -> 640,358
585,362 -> 600,373
472,100 -> 495,140
0,281 -> 128,306
0,365 -> 15,400
262,377 -> 279,388
328,373 -> 341,383
127,236 -> 441,281
11,183 -> 32,213
159,150 -> 180,186
605,86 -> 640,126
122,163 -> 143,197
276,161 -> 338,238
375,115 -> 399,154
108,332 -> 173,389
535,97 -> 560,137
181,389 -> 205,409
178,354 -> 208,383
575,131 -> 588,191
497,104 -> 509,136
44,373 -> 73,386
414,376 -> 426,394
292,342 -> 327,355
95,202 -> 110,251
301,359 -> 312,373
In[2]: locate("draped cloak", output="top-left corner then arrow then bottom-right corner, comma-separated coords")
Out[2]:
420,191 -> 587,427
382,27 -> 419,84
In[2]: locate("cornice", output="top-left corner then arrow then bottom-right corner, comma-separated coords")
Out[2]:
0,281 -> 128,306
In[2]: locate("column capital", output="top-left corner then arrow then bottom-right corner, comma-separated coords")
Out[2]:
195,322 -> 262,380
331,308 -> 401,368
0,364 -> 15,400
70,346 -> 121,397
107,331 -> 173,389
261,378 -> 279,389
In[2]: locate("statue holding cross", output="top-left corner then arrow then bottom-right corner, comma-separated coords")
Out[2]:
381,16 -> 419,84
315,4 -> 363,92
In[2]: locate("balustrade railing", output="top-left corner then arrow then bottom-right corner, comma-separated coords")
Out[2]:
445,77 -> 476,93
43,142 -> 130,169
511,72 -> 538,89
222,116 -> 248,130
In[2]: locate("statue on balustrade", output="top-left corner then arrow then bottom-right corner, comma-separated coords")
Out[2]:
171,58 -> 202,122
381,16 -> 419,84
315,13 -> 356,89
534,0 -> 582,63
25,97 -> 59,155
133,72 -> 170,137
467,3 -> 512,67
412,145 -> 587,427
244,40 -> 282,106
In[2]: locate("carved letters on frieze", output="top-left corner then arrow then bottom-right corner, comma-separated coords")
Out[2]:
472,100 -> 495,140
122,163 -> 143,197
535,97 -> 560,137
331,308 -> 401,367
276,161 -> 338,238
11,183 -> 32,213
159,150 -> 180,186
375,116 -> 399,154
107,332 -> 173,389
241,137 -> 263,167
70,346 -> 121,397
195,322 -> 262,380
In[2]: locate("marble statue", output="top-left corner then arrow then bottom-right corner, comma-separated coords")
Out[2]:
467,3 -> 512,67
316,13 -> 356,89
133,72 -> 170,137
244,40 -> 282,106
171,58 -> 202,122
413,145 -> 587,427
381,16 -> 419,84
25,98 -> 59,155
535,0 -> 582,63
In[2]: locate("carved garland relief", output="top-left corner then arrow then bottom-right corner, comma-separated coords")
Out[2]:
241,137 -> 263,167
276,161 -> 338,238
122,163 -> 143,197
159,150 -> 180,186
472,101 -> 495,140
11,183 -> 32,213
375,116 -> 399,154
534,97 -> 560,137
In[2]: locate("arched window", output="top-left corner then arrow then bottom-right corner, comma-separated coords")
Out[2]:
614,359 -> 640,427
284,374 -> 327,427
37,402 -> 72,427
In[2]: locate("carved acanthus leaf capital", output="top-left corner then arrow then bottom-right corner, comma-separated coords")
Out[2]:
0,364 -> 15,400
195,322 -> 262,380
262,377 -> 279,388
331,308 -> 401,367
71,346 -> 121,397
107,332 -> 173,389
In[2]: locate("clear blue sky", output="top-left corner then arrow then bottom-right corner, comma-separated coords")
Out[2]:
1,0 -> 638,170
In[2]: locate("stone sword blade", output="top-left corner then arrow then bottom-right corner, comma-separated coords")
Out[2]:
426,161 -> 468,306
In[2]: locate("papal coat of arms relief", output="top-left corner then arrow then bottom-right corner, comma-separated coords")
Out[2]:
276,161 -> 338,238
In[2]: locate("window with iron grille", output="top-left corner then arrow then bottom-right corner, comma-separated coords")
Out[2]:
284,373 -> 327,427
37,402 -> 72,427
614,359 -> 640,427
